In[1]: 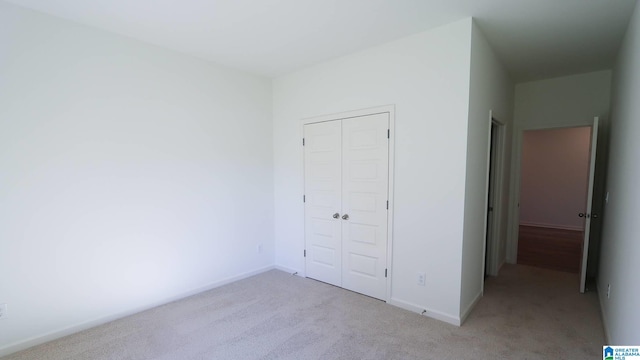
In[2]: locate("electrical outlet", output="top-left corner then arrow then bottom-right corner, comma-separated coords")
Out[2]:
607,284 -> 611,299
257,244 -> 263,254
417,272 -> 426,286
0,304 -> 7,320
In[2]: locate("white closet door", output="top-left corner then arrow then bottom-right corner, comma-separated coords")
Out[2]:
341,113 -> 389,300
303,121 -> 342,287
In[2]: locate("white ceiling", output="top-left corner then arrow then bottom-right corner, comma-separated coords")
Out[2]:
4,0 -> 638,81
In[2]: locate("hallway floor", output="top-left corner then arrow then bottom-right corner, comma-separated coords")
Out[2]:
517,225 -> 584,273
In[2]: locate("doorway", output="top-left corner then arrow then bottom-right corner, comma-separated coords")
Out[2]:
515,122 -> 599,292
484,117 -> 505,279
302,107 -> 394,301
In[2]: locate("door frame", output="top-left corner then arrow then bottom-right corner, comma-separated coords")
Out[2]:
300,105 -> 396,302
580,117 -> 599,293
506,118 -> 600,266
483,112 -> 506,279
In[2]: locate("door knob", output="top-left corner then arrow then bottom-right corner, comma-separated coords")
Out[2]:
578,213 -> 585,218
332,213 -> 340,219
342,214 -> 349,220
592,213 -> 598,219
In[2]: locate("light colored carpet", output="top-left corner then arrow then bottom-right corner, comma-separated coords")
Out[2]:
2,264 -> 604,359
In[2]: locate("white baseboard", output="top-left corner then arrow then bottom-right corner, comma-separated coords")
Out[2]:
0,265 -> 276,358
519,221 -> 583,231
388,298 -> 461,326
460,292 -> 482,325
273,264 -> 304,277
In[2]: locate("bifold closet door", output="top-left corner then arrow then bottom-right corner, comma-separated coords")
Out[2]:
303,121 -> 342,287
304,113 -> 389,300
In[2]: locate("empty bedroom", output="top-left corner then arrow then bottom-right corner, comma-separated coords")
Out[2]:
1,0 -> 639,359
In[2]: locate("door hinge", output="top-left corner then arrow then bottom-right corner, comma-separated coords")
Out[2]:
304,250 -> 306,257
386,200 -> 389,210
303,195 -> 306,203
302,138 -> 305,146
385,268 -> 388,278
387,129 -> 390,139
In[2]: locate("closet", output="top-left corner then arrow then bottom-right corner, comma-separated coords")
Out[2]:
303,112 -> 390,300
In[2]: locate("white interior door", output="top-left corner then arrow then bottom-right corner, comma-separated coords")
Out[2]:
579,117 -> 599,293
341,114 -> 389,300
304,121 -> 342,287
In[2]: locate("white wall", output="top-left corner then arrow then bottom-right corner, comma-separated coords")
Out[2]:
0,3 -> 273,354
507,70 -> 611,263
273,19 -> 473,324
460,23 -> 513,319
512,71 -> 612,129
598,0 -> 640,345
520,127 -> 592,230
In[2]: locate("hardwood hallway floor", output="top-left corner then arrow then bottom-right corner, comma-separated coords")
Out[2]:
517,225 -> 583,273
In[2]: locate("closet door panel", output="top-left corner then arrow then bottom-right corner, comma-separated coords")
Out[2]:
341,113 -> 389,300
303,121 -> 343,286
